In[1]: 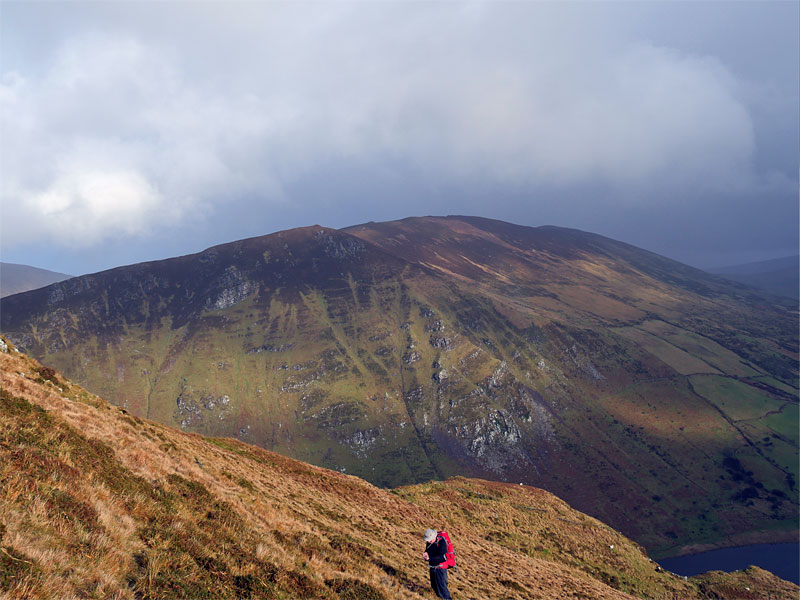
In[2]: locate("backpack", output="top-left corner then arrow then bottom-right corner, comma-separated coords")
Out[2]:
437,531 -> 456,570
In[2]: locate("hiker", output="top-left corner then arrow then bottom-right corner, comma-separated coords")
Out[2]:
423,528 -> 452,599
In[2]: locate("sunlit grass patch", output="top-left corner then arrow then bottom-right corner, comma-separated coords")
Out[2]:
690,375 -> 784,421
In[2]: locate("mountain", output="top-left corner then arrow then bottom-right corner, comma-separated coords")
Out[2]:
1,340 -> 797,600
0,262 -> 72,298
707,256 -> 799,300
1,216 -> 797,558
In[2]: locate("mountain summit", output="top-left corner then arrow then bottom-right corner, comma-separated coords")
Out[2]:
1,216 -> 797,556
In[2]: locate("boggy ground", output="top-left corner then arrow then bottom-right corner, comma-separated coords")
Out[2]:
0,344 -> 797,600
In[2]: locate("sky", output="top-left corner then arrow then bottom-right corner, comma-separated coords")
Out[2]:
1,1 -> 798,276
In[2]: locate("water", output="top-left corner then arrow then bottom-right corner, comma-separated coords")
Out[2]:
658,542 -> 799,584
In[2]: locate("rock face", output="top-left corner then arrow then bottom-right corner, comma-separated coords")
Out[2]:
1,216 -> 797,556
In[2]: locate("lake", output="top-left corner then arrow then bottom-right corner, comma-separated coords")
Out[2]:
658,542 -> 799,584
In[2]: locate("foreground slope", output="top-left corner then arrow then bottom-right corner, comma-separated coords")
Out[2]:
1,344 -> 797,600
1,217 -> 797,556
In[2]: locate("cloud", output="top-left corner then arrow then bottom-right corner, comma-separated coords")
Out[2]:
1,34 -> 280,247
372,41 -> 755,191
29,167 -> 160,241
0,2 -> 795,266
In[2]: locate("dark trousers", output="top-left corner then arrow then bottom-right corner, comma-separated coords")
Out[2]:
430,566 -> 451,599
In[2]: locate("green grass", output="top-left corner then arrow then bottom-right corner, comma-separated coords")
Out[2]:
762,403 -> 800,444
690,375 -> 784,421
750,375 -> 799,395
639,320 -> 762,377
614,327 -> 721,375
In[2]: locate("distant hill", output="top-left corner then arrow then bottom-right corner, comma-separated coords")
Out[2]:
1,216 -> 797,557
0,262 -> 72,298
708,256 -> 798,299
1,340 -> 797,599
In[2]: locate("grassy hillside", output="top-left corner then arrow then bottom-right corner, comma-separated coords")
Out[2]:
1,217 -> 797,557
1,342 -> 797,600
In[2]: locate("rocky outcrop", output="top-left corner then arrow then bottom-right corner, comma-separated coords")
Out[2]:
319,233 -> 365,260
174,385 -> 232,429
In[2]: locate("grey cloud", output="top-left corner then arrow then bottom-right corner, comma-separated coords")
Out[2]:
1,2 -> 796,272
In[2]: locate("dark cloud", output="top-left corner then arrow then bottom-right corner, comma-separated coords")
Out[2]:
1,2 -> 797,274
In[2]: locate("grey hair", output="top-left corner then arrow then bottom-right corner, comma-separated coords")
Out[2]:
424,529 -> 437,542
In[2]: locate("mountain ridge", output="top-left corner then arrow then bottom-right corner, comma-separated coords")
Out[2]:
352,215 -> 795,298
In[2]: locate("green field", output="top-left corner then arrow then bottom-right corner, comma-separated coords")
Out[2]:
615,326 -> 721,375
689,374 -> 786,421
640,320 -> 762,377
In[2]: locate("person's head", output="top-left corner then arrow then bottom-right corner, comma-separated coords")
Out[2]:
424,529 -> 437,543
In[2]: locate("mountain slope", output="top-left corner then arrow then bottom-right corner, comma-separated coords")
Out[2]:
708,256 -> 799,299
1,341 -> 797,600
0,262 -> 72,298
1,217 -> 797,557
